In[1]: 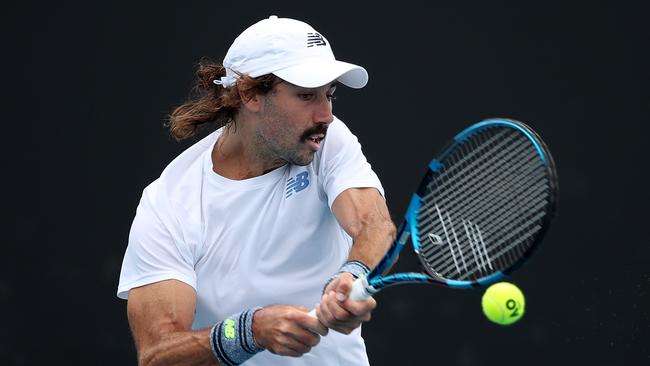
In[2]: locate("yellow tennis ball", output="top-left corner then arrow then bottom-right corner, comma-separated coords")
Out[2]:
481,282 -> 525,325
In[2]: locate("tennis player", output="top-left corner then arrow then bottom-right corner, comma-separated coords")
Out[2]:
117,16 -> 395,366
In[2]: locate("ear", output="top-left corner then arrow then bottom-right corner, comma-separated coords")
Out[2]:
239,88 -> 262,113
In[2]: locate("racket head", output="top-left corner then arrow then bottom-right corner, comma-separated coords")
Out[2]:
402,118 -> 558,289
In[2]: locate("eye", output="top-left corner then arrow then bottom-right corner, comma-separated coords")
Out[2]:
327,85 -> 337,101
298,93 -> 315,101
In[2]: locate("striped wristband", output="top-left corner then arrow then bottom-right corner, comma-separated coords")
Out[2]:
323,260 -> 371,294
209,307 -> 264,366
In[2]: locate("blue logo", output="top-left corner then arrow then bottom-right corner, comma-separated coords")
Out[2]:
286,171 -> 310,198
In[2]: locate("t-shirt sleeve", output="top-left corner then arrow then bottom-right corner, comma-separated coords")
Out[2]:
319,119 -> 385,208
116,183 -> 197,299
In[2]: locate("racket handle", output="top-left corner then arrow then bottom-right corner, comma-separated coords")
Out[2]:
349,276 -> 371,301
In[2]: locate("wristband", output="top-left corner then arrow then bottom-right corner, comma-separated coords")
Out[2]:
209,307 -> 264,366
322,260 -> 371,294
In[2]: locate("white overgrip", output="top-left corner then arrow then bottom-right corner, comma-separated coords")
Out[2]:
349,276 -> 371,301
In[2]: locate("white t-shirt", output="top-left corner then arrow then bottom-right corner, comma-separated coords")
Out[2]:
117,118 -> 384,365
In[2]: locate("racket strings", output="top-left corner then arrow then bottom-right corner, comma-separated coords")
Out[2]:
421,185 -> 547,279
418,147 -> 543,232
419,132 -> 541,236
426,157 -> 547,278
416,127 -> 552,281
421,130 -> 532,205
422,155 -> 548,241
426,129 -> 515,188
432,145 -> 547,278
426,193 -> 548,279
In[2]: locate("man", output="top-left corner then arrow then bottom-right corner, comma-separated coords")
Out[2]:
117,15 -> 395,366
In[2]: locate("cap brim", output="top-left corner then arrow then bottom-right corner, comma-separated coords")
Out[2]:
273,60 -> 368,89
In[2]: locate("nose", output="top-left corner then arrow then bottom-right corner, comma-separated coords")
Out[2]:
313,95 -> 334,125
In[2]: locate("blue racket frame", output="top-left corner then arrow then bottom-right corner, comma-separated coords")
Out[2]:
364,118 -> 558,293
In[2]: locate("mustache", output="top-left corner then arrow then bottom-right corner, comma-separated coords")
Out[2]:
300,124 -> 329,141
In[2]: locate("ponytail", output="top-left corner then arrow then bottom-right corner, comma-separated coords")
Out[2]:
167,58 -> 279,141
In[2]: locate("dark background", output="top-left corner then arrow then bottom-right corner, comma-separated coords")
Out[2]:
3,1 -> 649,365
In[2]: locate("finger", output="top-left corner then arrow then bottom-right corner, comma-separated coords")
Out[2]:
316,297 -> 336,328
298,309 -> 329,336
285,337 -> 313,355
327,291 -> 355,322
319,294 -> 364,334
322,292 -> 359,333
333,324 -> 357,335
333,273 -> 354,301
276,326 -> 317,354
325,291 -> 374,325
269,341 -> 308,357
295,305 -> 309,313
340,295 -> 377,318
288,326 -> 323,348
322,305 -> 359,334
323,276 -> 340,295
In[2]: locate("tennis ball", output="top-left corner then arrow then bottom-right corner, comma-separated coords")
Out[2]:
481,282 -> 525,325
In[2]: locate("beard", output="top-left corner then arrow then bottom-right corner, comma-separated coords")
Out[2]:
256,94 -> 330,166
257,127 -> 328,167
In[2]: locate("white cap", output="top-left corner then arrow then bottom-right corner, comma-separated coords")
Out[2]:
214,16 -> 368,89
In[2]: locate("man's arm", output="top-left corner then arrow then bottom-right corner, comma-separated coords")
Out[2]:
127,280 -> 215,366
316,187 -> 396,334
127,280 -> 328,366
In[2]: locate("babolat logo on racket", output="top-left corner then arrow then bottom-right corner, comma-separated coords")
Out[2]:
286,171 -> 310,198
426,204 -> 494,275
307,32 -> 326,47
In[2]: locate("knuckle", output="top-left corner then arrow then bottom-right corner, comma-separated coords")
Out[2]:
289,310 -> 307,323
278,324 -> 291,335
308,334 -> 321,347
285,310 -> 298,321
332,308 -> 350,322
318,318 -> 331,328
320,327 -> 329,336
289,342 -> 310,355
336,326 -> 353,335
286,349 -> 301,357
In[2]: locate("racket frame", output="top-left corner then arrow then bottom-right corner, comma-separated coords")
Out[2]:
364,118 -> 558,294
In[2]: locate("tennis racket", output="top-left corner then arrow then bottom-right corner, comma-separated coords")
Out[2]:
348,118 -> 558,300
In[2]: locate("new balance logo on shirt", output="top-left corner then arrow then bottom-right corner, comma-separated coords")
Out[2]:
286,171 -> 310,197
307,33 -> 326,47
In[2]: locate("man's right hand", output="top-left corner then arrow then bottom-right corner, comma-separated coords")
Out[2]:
253,304 -> 329,357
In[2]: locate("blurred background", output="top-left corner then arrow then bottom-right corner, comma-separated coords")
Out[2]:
3,1 -> 649,365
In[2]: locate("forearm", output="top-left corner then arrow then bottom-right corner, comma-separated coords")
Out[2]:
346,211 -> 395,270
319,187 -> 393,332
331,188 -> 396,270
138,328 -> 217,366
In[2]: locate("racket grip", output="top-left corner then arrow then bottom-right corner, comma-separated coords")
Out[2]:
349,276 -> 371,301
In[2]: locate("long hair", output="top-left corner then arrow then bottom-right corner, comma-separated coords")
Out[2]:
166,58 -> 278,141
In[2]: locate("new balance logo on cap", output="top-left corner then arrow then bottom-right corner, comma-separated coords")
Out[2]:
307,32 -> 326,47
